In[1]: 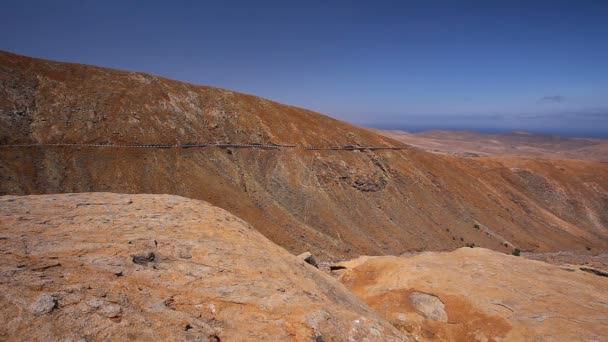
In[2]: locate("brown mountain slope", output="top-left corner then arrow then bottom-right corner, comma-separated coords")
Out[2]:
0,50 -> 393,147
335,248 -> 608,341
1,51 -> 607,258
0,193 -> 409,341
377,129 -> 608,162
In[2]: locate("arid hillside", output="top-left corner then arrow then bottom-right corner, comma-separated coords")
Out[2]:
1,51 -> 607,258
335,248 -> 608,341
377,129 -> 608,162
0,193 -> 409,341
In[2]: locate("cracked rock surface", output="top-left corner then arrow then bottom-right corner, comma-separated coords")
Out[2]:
335,248 -> 608,341
0,193 -> 409,341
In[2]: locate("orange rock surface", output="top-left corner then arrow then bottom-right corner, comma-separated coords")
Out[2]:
336,248 -> 608,341
0,193 -> 409,341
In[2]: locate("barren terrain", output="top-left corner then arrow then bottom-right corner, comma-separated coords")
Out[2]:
1,51 -> 607,260
377,130 -> 608,162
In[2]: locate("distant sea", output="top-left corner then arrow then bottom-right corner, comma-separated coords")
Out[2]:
362,123 -> 608,139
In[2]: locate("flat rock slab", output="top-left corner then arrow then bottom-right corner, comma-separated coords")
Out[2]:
336,248 -> 608,341
0,193 -> 409,341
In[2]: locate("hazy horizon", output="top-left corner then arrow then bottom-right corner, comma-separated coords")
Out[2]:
357,110 -> 608,138
363,123 -> 608,139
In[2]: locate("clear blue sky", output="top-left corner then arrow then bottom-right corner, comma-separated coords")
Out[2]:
2,1 -> 607,137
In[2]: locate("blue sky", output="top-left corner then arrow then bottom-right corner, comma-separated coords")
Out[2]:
2,1 -> 607,137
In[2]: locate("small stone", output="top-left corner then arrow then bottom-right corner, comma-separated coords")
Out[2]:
297,252 -> 318,268
164,297 -> 176,310
132,251 -> 156,265
178,250 -> 192,259
98,303 -> 122,318
369,327 -> 381,336
409,292 -> 448,322
30,294 -> 57,315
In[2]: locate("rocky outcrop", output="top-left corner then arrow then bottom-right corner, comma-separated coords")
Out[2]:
335,248 -> 608,341
0,193 -> 409,341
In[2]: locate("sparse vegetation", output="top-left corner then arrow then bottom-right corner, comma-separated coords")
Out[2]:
474,224 -> 480,229
512,248 -> 521,256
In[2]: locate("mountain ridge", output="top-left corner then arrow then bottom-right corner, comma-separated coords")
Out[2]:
1,50 -> 607,258
0,50 -> 404,149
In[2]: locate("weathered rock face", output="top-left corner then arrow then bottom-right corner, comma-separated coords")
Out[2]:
0,193 -> 409,341
1,50 -> 607,259
335,248 -> 608,341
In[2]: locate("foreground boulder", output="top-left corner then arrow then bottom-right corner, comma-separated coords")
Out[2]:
0,193 -> 408,341
335,248 -> 608,341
